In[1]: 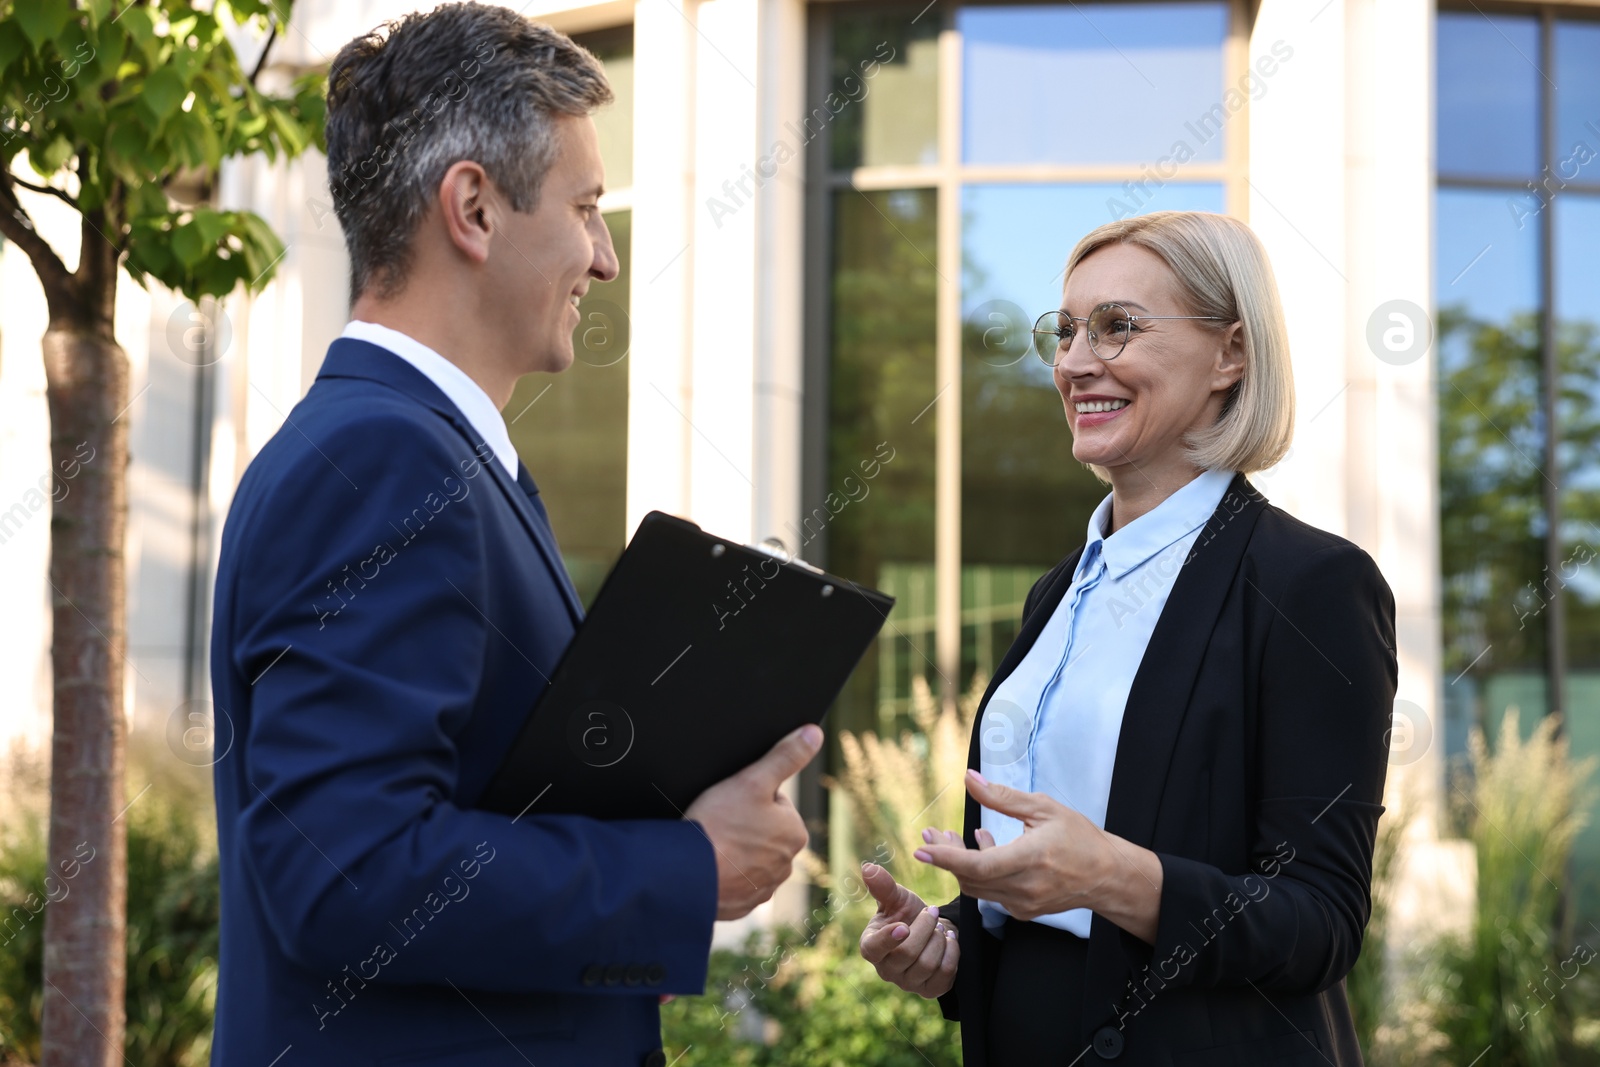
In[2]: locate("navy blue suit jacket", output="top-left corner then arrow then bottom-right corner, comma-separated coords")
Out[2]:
209,338 -> 717,1066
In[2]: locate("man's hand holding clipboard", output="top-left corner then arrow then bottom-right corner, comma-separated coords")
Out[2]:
684,722 -> 823,919
478,512 -> 896,913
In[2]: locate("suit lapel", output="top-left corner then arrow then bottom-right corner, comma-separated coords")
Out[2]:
493,460 -> 584,625
315,339 -> 584,627
1081,471 -> 1268,1025
1100,471 -> 1265,844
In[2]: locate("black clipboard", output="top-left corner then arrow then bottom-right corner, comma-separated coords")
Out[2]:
477,511 -> 895,821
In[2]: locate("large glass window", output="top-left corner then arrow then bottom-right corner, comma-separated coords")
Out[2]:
808,0 -> 1241,875
826,189 -> 939,731
959,4 -> 1228,166
503,27 -> 633,607
1436,8 -> 1600,919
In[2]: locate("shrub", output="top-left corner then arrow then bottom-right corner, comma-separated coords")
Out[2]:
1347,795 -> 1404,1058
0,744 -> 219,1067
662,921 -> 962,1067
829,675 -> 983,907
1425,712 -> 1597,1067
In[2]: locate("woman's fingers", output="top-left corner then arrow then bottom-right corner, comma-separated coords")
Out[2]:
976,827 -> 996,850
859,916 -> 901,965
908,921 -> 960,998
930,923 -> 960,992
908,909 -> 950,978
878,904 -> 942,981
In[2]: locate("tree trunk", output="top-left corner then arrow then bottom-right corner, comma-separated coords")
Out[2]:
38,326 -> 129,1067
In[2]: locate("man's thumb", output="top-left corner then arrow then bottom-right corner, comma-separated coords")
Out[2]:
748,723 -> 824,791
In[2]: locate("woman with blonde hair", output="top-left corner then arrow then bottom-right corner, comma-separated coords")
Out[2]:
858,211 -> 1394,1067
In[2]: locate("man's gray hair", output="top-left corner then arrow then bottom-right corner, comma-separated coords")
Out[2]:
325,2 -> 613,300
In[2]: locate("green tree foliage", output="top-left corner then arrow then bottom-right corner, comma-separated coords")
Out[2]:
0,0 -> 325,302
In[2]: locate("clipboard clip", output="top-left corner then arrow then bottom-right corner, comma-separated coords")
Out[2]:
750,536 -> 827,577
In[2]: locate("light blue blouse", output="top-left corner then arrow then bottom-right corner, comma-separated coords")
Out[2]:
977,467 -> 1235,938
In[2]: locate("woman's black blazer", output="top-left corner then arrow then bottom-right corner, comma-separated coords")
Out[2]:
937,472 -> 1397,1066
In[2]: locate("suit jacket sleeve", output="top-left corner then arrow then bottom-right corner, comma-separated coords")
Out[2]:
225,413 -> 718,995
1146,541 -> 1396,996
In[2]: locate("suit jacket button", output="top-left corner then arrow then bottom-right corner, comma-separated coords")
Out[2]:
625,964 -> 644,986
581,964 -> 603,986
644,964 -> 666,986
1093,1026 -> 1124,1059
642,1052 -> 667,1067
604,963 -> 625,986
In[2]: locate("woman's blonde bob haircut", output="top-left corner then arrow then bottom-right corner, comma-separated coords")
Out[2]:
1063,211 -> 1295,483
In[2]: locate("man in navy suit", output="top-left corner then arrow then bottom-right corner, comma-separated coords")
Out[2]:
208,5 -> 822,1064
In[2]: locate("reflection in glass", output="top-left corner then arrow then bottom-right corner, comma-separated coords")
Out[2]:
1557,194 -> 1600,917
1434,189 -> 1548,781
823,188 -> 938,882
1555,20 -> 1600,179
829,6 -> 940,170
826,188 -> 939,740
504,209 -> 632,607
576,26 -> 633,190
1436,12 -> 1539,179
959,183 -> 1222,688
960,2 -> 1227,166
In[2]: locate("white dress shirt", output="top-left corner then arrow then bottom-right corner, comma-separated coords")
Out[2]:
977,467 -> 1235,938
340,320 -> 518,481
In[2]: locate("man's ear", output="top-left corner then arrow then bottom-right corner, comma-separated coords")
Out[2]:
438,160 -> 493,266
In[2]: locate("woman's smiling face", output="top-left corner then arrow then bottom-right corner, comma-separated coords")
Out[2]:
1052,242 -> 1245,482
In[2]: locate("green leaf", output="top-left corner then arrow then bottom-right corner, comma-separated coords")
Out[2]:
192,209 -> 229,248
78,173 -> 105,213
92,17 -> 127,71
80,0 -> 114,27
119,6 -> 156,60
171,220 -> 206,267
106,118 -> 150,171
0,20 -> 30,72
13,0 -> 73,50
265,103 -> 305,155
236,211 -> 285,290
140,67 -> 186,121
31,133 -> 74,173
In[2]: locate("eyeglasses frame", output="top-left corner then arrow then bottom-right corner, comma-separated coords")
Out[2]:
1031,303 -> 1232,365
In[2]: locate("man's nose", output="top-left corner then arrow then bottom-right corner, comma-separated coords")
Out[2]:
592,220 -> 620,282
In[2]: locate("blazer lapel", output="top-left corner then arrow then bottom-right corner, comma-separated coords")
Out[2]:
1082,471 -> 1269,1026
492,459 -> 584,625
1102,471 -> 1266,844
315,339 -> 584,627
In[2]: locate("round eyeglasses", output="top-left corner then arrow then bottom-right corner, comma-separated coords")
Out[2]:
1031,303 -> 1230,365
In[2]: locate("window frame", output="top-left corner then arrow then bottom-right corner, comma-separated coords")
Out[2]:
1435,2 -> 1600,727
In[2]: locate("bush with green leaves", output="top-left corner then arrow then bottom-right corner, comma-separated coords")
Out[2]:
0,764 -> 220,1067
662,919 -> 962,1067
1424,712 -> 1597,1067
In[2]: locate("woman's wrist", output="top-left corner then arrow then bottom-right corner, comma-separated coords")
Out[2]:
1089,833 -> 1165,945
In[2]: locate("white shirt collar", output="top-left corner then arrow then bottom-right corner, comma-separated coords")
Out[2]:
340,320 -> 518,480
